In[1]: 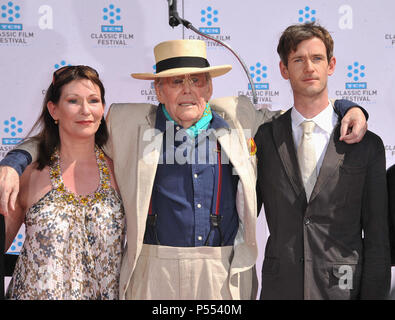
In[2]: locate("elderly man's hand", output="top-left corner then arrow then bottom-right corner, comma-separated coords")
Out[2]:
339,107 -> 368,144
0,166 -> 19,216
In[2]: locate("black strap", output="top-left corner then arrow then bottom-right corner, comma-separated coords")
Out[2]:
156,56 -> 210,73
204,142 -> 224,246
145,214 -> 161,245
204,214 -> 224,246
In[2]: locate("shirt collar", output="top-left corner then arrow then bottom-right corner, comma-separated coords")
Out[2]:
291,101 -> 338,134
155,103 -> 229,132
210,109 -> 229,130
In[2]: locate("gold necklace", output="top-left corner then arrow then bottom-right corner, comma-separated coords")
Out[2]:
49,146 -> 111,207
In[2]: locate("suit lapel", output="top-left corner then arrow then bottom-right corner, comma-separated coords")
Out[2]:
215,127 -> 255,223
215,124 -> 255,180
309,125 -> 345,202
136,109 -> 163,241
272,110 -> 305,198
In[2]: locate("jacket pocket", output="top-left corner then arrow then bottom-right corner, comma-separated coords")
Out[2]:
262,257 -> 279,275
339,164 -> 366,175
333,164 -> 366,210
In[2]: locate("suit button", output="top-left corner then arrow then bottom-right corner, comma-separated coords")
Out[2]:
304,218 -> 311,225
300,257 -> 304,263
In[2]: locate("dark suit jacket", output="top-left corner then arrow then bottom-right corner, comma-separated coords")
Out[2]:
387,165 -> 395,265
255,109 -> 391,300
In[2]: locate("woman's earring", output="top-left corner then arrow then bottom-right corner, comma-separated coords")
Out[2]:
54,120 -> 58,125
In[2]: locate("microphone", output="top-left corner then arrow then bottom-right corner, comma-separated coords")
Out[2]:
165,0 -> 258,104
168,0 -> 181,27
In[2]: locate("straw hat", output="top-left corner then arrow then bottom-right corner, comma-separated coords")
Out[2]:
131,39 -> 232,80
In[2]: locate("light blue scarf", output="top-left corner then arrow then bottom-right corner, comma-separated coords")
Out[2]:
161,103 -> 212,138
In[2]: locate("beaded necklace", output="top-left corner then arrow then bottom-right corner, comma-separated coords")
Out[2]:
49,146 -> 111,207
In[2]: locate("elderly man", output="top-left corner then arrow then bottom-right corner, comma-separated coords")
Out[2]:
0,39 -> 367,300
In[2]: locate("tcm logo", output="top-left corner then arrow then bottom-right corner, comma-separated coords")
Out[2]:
101,3 -> 122,33
8,232 -> 24,255
54,60 -> 72,70
249,62 -> 269,90
346,62 -> 367,89
0,1 -> 22,30
298,6 -> 316,23
151,65 -> 157,89
199,6 -> 220,35
2,116 -> 23,145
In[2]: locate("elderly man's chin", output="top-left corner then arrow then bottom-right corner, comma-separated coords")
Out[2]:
177,103 -> 205,118
178,109 -> 200,121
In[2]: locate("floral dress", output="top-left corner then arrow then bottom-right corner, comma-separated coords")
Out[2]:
6,147 -> 125,300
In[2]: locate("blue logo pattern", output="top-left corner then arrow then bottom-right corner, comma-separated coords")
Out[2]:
199,6 -> 220,35
0,1 -> 20,22
103,4 -> 121,25
2,116 -> 23,145
8,232 -> 24,255
298,6 -> 316,23
249,62 -> 269,90
101,4 -> 122,32
0,1 -> 22,30
346,61 -> 367,89
200,6 -> 218,26
3,116 -> 23,137
54,60 -> 72,70
150,65 -> 157,88
347,62 -> 366,82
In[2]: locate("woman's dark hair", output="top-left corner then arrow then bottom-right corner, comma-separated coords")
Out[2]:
27,65 -> 108,170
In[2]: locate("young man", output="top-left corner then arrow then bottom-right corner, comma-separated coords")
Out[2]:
0,39 -> 367,300
255,22 -> 391,300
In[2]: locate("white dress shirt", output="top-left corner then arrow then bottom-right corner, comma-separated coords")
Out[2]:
291,101 -> 339,175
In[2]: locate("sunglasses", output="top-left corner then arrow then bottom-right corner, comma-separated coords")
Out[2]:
52,65 -> 100,85
163,74 -> 208,89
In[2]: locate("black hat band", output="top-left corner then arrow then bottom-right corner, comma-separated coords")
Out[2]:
156,56 -> 210,74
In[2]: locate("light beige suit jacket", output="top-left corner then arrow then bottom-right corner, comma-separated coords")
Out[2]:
17,95 -> 278,299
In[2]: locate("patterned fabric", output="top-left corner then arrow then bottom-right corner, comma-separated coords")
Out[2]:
161,103 -> 213,138
6,147 -> 125,300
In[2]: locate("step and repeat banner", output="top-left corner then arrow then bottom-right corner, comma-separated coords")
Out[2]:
1,0 -> 395,297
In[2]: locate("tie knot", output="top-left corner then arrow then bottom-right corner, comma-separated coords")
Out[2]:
301,120 -> 315,134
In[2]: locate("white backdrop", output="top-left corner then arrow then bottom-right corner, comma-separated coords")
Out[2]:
1,0 -> 395,298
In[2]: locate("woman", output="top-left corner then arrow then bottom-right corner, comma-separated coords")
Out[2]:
4,65 -> 125,299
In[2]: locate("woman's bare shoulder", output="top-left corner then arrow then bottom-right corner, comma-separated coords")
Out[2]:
19,162 -> 52,210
